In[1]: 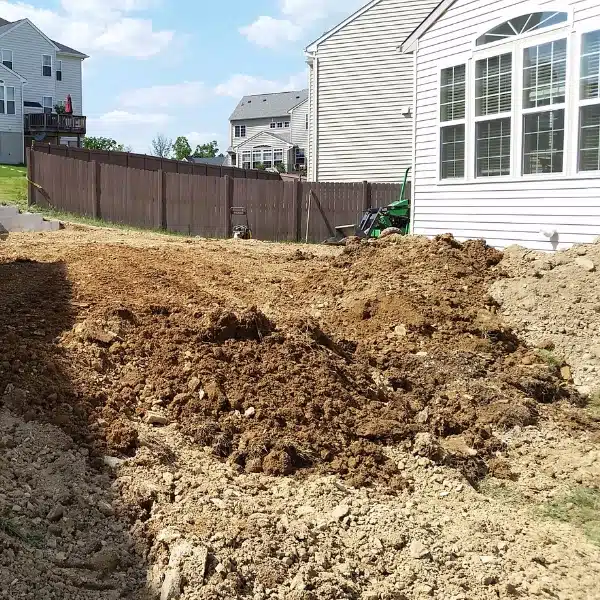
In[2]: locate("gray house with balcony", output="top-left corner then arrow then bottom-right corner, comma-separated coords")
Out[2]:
0,17 -> 87,164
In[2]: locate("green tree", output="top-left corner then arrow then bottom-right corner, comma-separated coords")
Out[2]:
83,136 -> 125,151
172,136 -> 192,161
192,140 -> 219,158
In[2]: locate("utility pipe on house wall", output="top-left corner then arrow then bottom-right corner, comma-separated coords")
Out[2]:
410,41 -> 418,235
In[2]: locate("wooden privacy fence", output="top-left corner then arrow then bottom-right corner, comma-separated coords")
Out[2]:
31,142 -> 281,180
28,149 -> 410,243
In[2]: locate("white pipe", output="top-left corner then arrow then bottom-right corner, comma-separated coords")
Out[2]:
409,40 -> 418,235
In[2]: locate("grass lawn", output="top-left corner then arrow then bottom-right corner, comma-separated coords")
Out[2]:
0,164 -> 27,211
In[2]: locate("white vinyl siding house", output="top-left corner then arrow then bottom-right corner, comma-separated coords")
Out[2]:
55,54 -> 83,115
0,21 -> 56,113
229,90 -> 308,172
0,17 -> 86,162
404,0 -> 600,250
306,0 -> 439,182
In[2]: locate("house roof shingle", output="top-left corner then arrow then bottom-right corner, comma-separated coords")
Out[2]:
230,89 -> 308,121
0,17 -> 87,58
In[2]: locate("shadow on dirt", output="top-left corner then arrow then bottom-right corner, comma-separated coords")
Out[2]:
0,258 -> 150,599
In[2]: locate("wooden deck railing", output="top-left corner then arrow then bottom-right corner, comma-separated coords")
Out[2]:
25,113 -> 86,135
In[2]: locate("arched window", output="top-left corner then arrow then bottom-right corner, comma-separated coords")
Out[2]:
476,12 -> 568,46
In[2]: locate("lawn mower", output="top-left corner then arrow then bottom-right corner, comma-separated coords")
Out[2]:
325,167 -> 411,244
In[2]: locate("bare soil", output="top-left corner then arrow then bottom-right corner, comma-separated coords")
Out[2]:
1,227 -> 598,600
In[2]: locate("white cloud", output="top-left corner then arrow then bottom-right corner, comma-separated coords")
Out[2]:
0,0 -> 173,58
239,16 -> 302,48
119,82 -> 206,108
89,110 -> 170,126
215,72 -> 307,98
240,0 -> 367,48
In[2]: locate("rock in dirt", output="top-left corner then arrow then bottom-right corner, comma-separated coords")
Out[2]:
331,504 -> 350,520
161,568 -> 182,600
575,258 -> 596,272
46,504 -> 64,522
146,411 -> 169,426
409,540 -> 430,559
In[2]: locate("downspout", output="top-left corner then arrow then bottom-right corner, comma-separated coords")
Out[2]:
21,80 -> 26,164
313,54 -> 319,182
409,40 -> 418,235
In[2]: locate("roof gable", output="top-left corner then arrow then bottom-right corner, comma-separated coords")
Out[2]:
234,130 -> 294,150
306,0 -> 383,52
400,0 -> 455,53
0,17 -> 87,58
230,89 -> 308,121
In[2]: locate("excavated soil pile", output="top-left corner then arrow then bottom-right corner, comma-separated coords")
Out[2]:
0,234 -> 582,490
491,240 -> 600,393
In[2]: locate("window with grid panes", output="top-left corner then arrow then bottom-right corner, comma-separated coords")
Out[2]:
475,53 -> 512,176
439,64 -> 465,179
579,30 -> 600,172
522,39 -> 566,174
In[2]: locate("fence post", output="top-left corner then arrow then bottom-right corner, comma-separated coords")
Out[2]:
91,160 -> 101,219
293,179 -> 302,242
27,147 -> 35,207
362,180 -> 371,211
158,169 -> 167,230
223,175 -> 233,238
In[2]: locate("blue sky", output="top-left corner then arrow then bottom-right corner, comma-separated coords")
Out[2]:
0,0 -> 366,153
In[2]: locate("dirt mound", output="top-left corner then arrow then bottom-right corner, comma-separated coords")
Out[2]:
491,240 -> 600,395
1,234 -> 583,490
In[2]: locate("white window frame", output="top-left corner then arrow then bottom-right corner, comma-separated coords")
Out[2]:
437,60 -> 468,181
241,150 -> 251,169
234,124 -> 246,138
2,49 -> 12,70
284,121 -> 290,128
5,85 -> 14,115
575,22 -> 600,173
436,11 -> 596,185
274,148 -> 284,166
43,96 -> 53,114
270,122 -> 276,129
42,54 -> 52,77
56,59 -> 62,81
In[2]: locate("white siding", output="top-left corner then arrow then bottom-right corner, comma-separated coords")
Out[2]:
311,0 -> 439,182
0,68 -> 23,133
290,99 -> 308,150
0,21 -> 56,113
231,117 -> 292,146
0,21 -> 84,120
413,0 -> 600,250
235,131 -> 293,168
56,54 -> 83,114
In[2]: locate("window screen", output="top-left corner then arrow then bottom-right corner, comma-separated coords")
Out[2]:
581,30 -> 600,100
523,39 -> 567,108
440,65 -> 466,121
475,53 -> 512,116
523,110 -> 564,174
579,104 -> 600,171
440,125 -> 465,178
476,118 -> 511,177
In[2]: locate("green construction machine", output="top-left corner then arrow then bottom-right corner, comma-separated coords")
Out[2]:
325,168 -> 411,244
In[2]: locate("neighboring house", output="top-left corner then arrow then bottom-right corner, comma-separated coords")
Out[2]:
402,0 -> 600,250
186,156 -> 229,167
305,0 -> 439,183
0,17 -> 87,164
228,90 -> 308,172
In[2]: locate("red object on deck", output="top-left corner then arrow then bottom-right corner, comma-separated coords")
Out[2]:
65,94 -> 72,114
